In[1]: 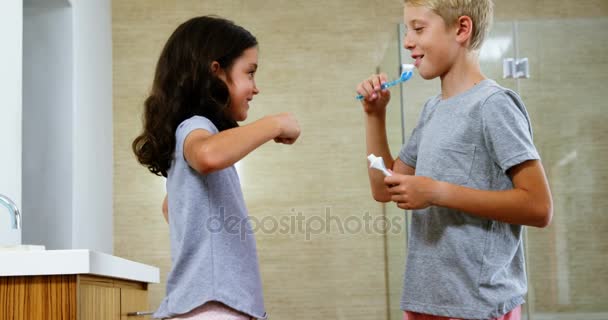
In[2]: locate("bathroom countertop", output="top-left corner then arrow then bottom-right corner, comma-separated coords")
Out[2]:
0,249 -> 159,284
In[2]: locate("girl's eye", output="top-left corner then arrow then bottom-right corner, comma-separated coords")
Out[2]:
414,27 -> 423,32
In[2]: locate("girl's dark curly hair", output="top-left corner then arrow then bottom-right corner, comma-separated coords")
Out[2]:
132,16 -> 258,177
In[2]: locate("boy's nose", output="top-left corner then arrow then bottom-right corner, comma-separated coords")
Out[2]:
403,34 -> 415,50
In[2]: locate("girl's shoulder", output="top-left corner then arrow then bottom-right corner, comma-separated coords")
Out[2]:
177,115 -> 219,135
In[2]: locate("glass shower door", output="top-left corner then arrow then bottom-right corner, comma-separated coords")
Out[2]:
378,24 -> 409,320
518,18 -> 608,320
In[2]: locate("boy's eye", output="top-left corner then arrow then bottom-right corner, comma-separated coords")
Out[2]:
404,27 -> 423,34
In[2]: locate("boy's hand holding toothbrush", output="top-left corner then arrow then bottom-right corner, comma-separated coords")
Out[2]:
356,64 -> 415,113
356,73 -> 391,114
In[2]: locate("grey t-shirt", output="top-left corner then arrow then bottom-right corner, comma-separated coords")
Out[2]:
398,80 -> 539,319
154,116 -> 267,319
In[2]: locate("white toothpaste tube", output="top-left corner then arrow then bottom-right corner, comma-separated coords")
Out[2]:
367,154 -> 392,176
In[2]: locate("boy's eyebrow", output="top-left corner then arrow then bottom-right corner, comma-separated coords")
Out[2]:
250,63 -> 258,70
408,19 -> 425,25
404,19 -> 421,32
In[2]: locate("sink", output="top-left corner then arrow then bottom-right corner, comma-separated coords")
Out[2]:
0,249 -> 160,283
0,244 -> 45,251
0,228 -> 21,247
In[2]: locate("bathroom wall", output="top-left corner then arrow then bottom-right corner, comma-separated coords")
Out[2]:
0,1 -> 22,242
22,1 -> 73,251
113,1 -> 403,318
113,0 -> 608,318
70,0 -> 113,254
493,0 -> 608,20
21,0 -> 113,253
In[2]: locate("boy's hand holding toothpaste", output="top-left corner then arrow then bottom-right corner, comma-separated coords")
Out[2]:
384,170 -> 440,210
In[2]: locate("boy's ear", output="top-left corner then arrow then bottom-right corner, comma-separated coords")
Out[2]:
455,15 -> 474,46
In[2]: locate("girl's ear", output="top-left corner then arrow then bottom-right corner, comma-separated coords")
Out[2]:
455,15 -> 473,46
210,61 -> 221,74
211,61 -> 227,81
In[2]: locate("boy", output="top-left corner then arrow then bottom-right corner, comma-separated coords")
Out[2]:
356,1 -> 553,319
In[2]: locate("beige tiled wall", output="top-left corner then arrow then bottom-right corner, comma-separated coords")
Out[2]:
113,1 -> 608,318
494,0 -> 608,20
113,1 -> 403,319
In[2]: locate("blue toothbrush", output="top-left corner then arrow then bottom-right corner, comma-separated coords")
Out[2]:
356,64 -> 415,100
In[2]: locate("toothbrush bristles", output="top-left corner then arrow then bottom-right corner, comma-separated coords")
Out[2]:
401,64 -> 415,73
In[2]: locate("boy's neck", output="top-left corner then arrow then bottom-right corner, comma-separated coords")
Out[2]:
440,51 -> 486,100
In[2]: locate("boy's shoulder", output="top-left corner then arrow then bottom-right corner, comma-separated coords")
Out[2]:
477,79 -> 520,100
418,79 -> 527,125
474,79 -> 527,115
421,79 -> 519,110
463,79 -> 520,104
444,79 -> 524,110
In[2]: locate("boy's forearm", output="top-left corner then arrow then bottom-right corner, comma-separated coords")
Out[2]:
365,112 -> 393,164
365,112 -> 393,202
433,182 -> 552,227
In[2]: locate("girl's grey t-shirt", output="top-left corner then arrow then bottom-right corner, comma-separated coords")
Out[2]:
398,80 -> 540,319
154,116 -> 267,319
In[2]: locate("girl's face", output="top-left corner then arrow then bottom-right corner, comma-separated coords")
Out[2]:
218,47 -> 260,122
403,4 -> 459,80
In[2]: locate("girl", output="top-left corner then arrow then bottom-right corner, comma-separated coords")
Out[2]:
133,16 -> 300,320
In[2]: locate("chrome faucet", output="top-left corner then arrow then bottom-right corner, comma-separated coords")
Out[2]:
0,194 -> 21,230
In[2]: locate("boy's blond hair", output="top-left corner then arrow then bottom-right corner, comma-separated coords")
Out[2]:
405,0 -> 494,50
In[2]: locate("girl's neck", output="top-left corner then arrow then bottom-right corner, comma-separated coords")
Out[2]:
440,51 -> 486,100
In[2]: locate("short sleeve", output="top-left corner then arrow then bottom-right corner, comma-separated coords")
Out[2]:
399,125 -> 420,168
398,97 -> 437,168
482,91 -> 540,173
175,116 -> 218,153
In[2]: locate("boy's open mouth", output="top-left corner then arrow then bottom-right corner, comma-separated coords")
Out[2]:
412,54 -> 424,67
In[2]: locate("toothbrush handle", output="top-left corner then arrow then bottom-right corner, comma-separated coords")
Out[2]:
380,79 -> 401,90
355,74 -> 410,100
355,79 -> 402,100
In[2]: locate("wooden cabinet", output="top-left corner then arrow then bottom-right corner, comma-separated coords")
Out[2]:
120,288 -> 150,320
0,274 -> 151,320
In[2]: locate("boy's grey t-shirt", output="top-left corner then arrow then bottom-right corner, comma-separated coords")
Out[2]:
154,116 -> 267,319
398,79 -> 539,319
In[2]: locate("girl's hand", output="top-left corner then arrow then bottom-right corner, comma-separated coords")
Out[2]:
273,112 -> 300,145
384,170 -> 441,210
356,73 -> 391,115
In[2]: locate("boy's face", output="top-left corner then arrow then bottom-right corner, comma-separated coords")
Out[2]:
403,4 -> 459,80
